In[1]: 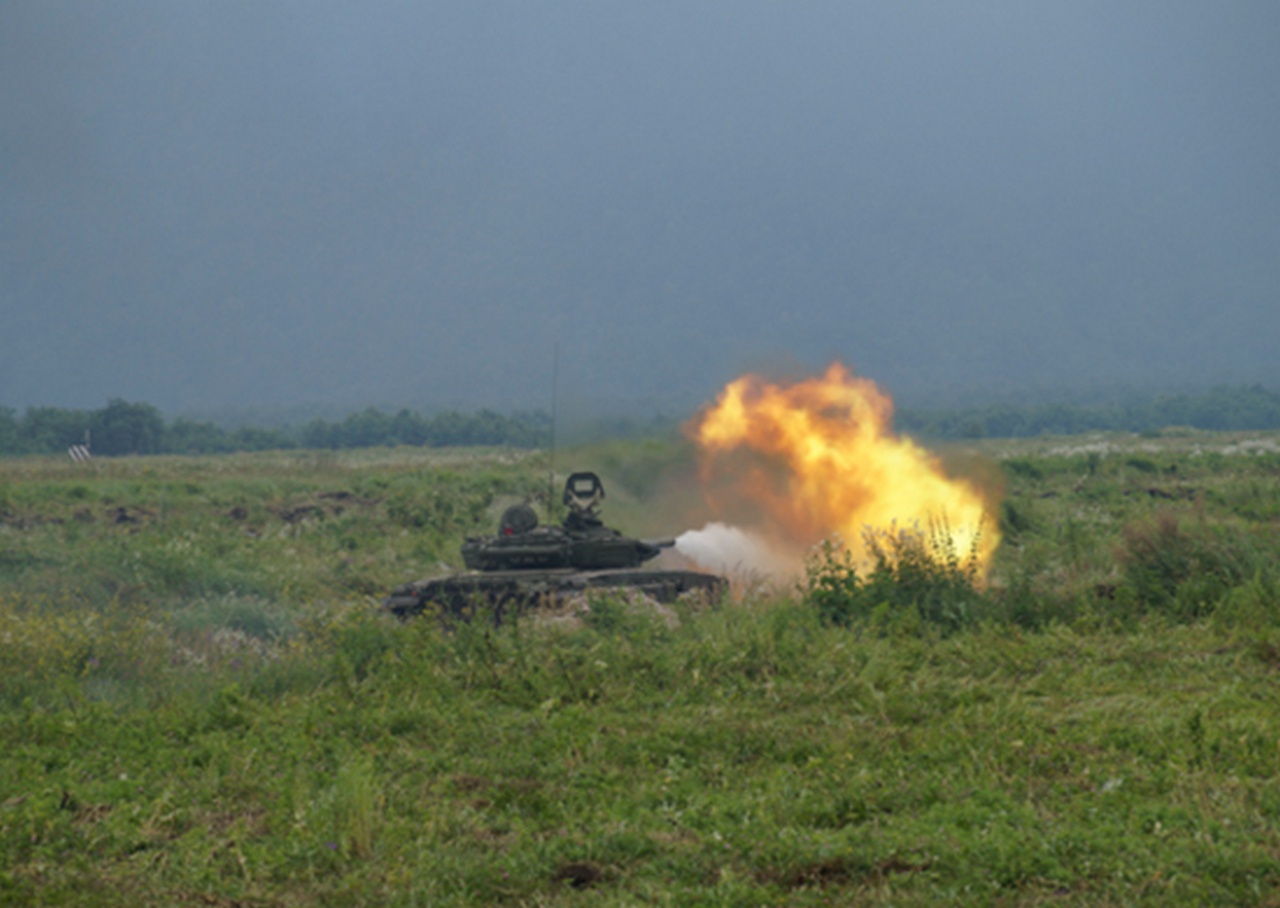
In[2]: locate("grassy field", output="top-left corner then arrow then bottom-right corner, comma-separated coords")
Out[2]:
2,432 -> 1279,905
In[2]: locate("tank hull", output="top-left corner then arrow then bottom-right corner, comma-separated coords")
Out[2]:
383,567 -> 726,622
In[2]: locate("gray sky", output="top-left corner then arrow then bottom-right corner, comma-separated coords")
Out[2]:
3,1 -> 1278,415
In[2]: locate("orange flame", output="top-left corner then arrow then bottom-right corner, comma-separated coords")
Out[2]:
687,363 -> 1000,578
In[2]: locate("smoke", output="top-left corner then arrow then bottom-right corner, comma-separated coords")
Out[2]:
674,522 -> 802,584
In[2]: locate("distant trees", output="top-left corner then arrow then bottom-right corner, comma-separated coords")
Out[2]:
0,408 -> 19,454
166,418 -> 237,455
899,385 -> 1280,439
89,399 -> 165,455
0,402 -> 551,458
17,406 -> 90,453
298,407 -> 550,450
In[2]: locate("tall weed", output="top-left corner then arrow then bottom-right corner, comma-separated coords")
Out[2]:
332,754 -> 382,859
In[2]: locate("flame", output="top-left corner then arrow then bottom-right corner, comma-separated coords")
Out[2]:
686,363 -> 1000,579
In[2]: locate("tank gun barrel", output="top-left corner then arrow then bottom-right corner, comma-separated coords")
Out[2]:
644,537 -> 676,549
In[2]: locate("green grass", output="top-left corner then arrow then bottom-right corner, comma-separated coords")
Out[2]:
2,434 -> 1280,905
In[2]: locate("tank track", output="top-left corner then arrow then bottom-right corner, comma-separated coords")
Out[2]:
383,567 -> 727,622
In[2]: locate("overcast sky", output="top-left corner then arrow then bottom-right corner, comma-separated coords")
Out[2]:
3,1 -> 1278,416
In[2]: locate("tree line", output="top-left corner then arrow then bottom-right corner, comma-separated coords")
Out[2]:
2,385 -> 1278,458
898,384 -> 1280,439
0,400 -> 551,458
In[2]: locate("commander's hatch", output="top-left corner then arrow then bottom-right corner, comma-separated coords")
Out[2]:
562,471 -> 605,518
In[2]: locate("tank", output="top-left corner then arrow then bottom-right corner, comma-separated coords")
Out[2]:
383,471 -> 727,621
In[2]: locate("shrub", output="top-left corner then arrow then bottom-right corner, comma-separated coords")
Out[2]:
803,521 -> 988,633
0,595 -> 174,706
1114,513 -> 1253,619
1213,569 -> 1279,630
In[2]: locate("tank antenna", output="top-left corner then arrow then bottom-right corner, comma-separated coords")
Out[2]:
548,343 -> 559,516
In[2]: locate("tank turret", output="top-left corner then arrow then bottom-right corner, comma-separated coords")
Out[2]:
460,472 -> 673,571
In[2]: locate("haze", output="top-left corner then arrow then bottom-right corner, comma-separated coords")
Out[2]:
4,1 -> 1278,416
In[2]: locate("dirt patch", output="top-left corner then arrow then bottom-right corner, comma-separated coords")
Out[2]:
178,892 -> 264,908
275,504 -> 323,524
204,807 -> 270,838
74,803 -> 114,826
451,774 -> 489,793
758,855 -> 930,890
111,505 -> 156,525
271,492 -> 376,523
553,860 -> 605,889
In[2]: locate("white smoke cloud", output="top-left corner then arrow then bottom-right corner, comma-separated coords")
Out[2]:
674,522 -> 801,583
